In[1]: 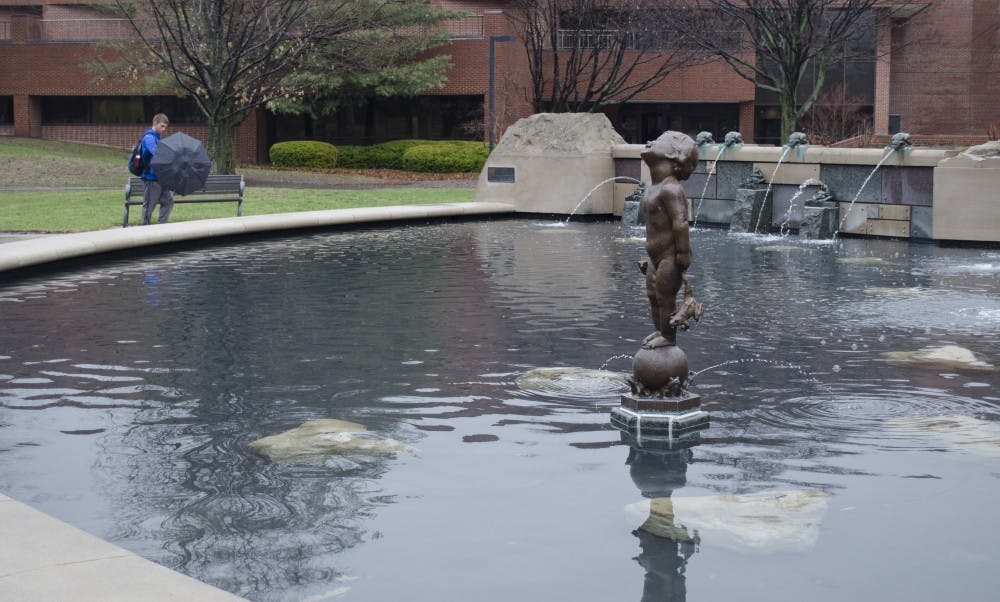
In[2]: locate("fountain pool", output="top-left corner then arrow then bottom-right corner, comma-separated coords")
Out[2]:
1,220 -> 998,601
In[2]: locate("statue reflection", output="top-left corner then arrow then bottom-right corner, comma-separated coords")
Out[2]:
624,434 -> 700,602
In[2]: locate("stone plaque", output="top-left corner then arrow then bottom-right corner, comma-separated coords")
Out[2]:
487,166 -> 516,183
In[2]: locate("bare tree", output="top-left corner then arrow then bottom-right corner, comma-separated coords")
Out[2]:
113,1 -> 351,172
799,83 -> 872,145
508,0 -> 707,113
114,0 -> 453,173
681,0 -> 929,143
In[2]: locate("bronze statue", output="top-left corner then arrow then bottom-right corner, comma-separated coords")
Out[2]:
640,131 -> 701,349
628,131 -> 704,398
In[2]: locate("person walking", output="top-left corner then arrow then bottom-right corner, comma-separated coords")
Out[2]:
139,114 -> 174,225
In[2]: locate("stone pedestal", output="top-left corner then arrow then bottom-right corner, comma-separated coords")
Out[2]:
475,113 -> 625,215
622,199 -> 643,228
933,141 -> 1000,243
730,188 -> 769,233
799,202 -> 838,239
621,183 -> 646,228
611,391 -> 709,445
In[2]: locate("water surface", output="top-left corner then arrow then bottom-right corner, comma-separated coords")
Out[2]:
1,221 -> 998,601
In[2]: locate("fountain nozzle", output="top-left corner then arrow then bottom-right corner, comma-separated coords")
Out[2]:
785,132 -> 808,148
889,132 -> 912,151
695,131 -> 715,146
723,131 -> 743,148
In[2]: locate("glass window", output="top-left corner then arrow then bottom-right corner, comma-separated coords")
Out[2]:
0,96 -> 12,124
42,97 -> 89,123
92,97 -> 144,123
40,96 -> 205,124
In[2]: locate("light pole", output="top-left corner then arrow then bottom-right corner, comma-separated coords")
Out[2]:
488,34 -> 515,150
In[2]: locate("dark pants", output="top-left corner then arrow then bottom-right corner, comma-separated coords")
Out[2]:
141,180 -> 174,225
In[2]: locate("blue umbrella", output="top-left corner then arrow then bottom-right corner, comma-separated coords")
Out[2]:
149,132 -> 212,195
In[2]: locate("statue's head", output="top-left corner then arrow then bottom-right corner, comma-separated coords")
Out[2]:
641,131 -> 699,179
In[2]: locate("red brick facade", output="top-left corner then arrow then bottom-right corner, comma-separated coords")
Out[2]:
1,0 -> 996,163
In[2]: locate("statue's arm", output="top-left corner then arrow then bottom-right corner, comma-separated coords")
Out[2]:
667,187 -> 692,270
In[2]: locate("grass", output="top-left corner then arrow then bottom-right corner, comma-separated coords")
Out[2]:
0,137 -> 477,232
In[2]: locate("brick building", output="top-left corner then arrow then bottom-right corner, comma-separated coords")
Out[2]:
0,1 -> 997,164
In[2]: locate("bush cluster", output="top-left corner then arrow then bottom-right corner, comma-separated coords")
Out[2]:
269,139 -> 488,173
402,141 -> 489,173
268,140 -> 338,169
337,139 -> 488,173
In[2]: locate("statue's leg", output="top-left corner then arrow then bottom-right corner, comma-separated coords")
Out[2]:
645,268 -> 660,332
655,263 -> 682,345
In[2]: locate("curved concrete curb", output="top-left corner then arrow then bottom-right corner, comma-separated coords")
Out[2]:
0,202 -> 516,274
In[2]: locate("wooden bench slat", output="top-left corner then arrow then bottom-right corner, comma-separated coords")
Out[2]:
124,175 -> 245,227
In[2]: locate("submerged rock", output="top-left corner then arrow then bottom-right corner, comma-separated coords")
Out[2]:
837,257 -> 888,265
883,345 -> 995,371
516,367 -> 627,400
885,415 -> 1000,457
248,419 -> 410,463
624,490 -> 831,554
754,245 -> 810,253
864,286 -> 928,296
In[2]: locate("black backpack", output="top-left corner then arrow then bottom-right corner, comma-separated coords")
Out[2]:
127,138 -> 146,176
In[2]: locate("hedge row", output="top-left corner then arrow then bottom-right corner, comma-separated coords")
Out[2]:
268,140 -> 338,169
269,139 -> 488,173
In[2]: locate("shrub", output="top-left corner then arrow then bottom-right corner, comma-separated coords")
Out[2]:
269,140 -> 338,169
335,145 -> 368,168
308,139 -> 487,172
366,140 -> 439,169
401,141 -> 489,173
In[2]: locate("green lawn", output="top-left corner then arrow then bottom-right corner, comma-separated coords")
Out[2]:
0,187 -> 475,232
0,137 -> 476,232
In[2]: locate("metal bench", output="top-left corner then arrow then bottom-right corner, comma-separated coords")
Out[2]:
123,174 -> 245,227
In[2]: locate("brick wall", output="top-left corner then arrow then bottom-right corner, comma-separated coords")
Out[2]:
1,0 -> 995,161
890,0 -> 1000,135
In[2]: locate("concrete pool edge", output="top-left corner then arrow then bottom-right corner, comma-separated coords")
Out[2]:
0,492 -> 247,601
0,202 -> 518,274
0,201 -> 517,600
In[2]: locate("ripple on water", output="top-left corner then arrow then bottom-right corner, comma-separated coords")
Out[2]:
514,367 -> 628,403
738,387 -> 998,451
837,290 -> 1000,335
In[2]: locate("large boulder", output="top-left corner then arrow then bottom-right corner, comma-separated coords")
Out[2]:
961,140 -> 1000,159
492,113 -> 625,156
476,112 -> 626,214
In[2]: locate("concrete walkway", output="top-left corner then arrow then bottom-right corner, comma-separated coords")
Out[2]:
0,202 -> 515,600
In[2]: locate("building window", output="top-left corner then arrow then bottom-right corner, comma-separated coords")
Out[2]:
0,96 -> 12,124
268,95 -> 482,145
41,96 -> 204,124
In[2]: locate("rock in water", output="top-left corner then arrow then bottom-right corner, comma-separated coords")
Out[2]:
249,419 -> 410,463
883,345 -> 995,371
884,415 -> 1000,457
625,490 -> 831,553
